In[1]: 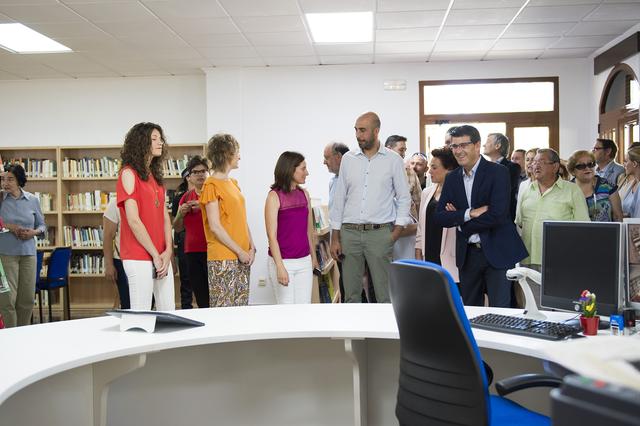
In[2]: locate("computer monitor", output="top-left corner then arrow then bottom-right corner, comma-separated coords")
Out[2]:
541,221 -> 623,317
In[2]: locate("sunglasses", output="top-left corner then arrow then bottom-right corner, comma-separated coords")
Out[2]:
574,162 -> 595,171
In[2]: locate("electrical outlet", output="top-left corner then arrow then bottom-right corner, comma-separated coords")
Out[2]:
258,277 -> 266,287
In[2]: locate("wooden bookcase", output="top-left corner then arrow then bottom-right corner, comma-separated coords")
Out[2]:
0,144 -> 205,318
311,203 -> 340,303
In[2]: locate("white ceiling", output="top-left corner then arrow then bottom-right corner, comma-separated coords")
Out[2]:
0,0 -> 638,79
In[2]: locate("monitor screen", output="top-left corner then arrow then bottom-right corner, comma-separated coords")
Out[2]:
541,221 -> 621,317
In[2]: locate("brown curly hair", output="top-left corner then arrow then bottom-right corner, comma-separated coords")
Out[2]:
207,133 -> 239,172
120,122 -> 168,184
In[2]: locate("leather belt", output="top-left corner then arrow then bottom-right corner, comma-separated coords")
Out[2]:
342,223 -> 393,231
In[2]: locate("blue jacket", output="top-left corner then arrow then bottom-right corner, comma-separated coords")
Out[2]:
434,157 -> 528,269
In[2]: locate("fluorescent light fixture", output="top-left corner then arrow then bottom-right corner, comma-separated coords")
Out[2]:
0,23 -> 72,54
306,12 -> 373,43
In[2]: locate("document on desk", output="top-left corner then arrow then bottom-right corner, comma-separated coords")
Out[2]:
543,336 -> 640,391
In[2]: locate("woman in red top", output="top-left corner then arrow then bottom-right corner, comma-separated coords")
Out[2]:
173,156 -> 210,308
116,122 -> 175,311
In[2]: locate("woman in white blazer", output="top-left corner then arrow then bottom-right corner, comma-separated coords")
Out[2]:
415,148 -> 459,282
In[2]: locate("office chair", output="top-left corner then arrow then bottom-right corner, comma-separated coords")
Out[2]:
389,260 -> 561,426
37,247 -> 72,322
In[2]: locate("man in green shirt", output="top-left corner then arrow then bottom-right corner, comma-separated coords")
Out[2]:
515,148 -> 590,304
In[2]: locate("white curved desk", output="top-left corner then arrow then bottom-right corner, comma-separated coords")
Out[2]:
0,305 -> 578,426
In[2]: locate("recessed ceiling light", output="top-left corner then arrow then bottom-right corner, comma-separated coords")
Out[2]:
0,23 -> 72,54
306,12 -> 373,43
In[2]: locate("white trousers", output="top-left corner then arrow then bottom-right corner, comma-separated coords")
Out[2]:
268,255 -> 313,304
123,260 -> 175,311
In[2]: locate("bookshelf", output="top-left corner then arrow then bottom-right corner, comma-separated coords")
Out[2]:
311,202 -> 340,303
0,143 -> 206,318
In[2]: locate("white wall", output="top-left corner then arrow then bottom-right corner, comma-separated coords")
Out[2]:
0,75 -> 207,147
205,58 -> 593,304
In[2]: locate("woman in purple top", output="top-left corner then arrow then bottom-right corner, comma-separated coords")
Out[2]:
265,151 -> 319,304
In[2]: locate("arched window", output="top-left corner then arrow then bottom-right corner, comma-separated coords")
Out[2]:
599,64 -> 639,158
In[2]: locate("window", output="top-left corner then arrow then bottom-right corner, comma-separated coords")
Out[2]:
599,64 -> 639,157
419,77 -> 559,155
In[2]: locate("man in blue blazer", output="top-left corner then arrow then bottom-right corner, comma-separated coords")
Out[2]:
435,125 -> 528,307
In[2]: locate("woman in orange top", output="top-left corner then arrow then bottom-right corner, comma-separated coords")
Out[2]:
200,134 -> 255,306
116,122 -> 175,311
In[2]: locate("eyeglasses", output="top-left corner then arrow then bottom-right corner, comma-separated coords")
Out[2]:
449,141 -> 476,150
190,169 -> 208,176
531,160 -> 557,166
574,162 -> 596,171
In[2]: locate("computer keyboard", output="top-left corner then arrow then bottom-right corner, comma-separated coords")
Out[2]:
469,313 -> 582,341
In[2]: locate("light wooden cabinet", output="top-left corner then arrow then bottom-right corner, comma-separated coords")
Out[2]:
0,144 -> 205,318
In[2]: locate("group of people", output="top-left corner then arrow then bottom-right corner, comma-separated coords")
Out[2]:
1,113 -> 639,327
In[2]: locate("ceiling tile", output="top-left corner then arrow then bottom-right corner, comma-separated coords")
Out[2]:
164,68 -> 205,76
492,37 -> 557,50
265,56 -> 317,66
118,33 -> 190,49
143,0 -> 228,20
503,22 -> 575,38
181,33 -> 250,48
0,69 -> 23,80
440,25 -> 505,40
585,3 -> 640,21
234,15 -> 305,33
37,52 -> 115,74
244,31 -> 310,46
429,51 -> 485,61
484,49 -> 544,59
118,69 -> 170,77
515,5 -> 596,23
433,39 -> 494,52
567,20 -> 639,36
539,47 -> 597,58
96,21 -> 173,37
376,11 -> 445,29
217,0 -> 300,17
254,44 -> 316,57
0,55 -> 70,78
0,12 -> 14,23
553,34 -> 617,48
376,0 -> 450,12
67,2 -> 155,23
27,21 -> 107,38
0,4 -> 84,23
374,53 -> 428,63
454,0 -> 530,8
320,55 -> 372,64
447,8 -> 520,25
54,36 -> 133,53
135,47 -> 205,61
375,40 -> 432,54
300,0 -> 375,13
165,18 -> 239,35
375,27 -> 439,42
211,57 -> 265,66
315,43 -> 373,55
199,46 -> 259,59
529,0 -> 599,5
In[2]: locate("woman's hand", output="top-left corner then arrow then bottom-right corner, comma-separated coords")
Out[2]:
105,262 -> 117,283
248,247 -> 256,266
17,228 -> 37,240
178,202 -> 191,217
276,264 -> 289,286
157,249 -> 172,278
312,258 -> 320,271
238,250 -> 251,265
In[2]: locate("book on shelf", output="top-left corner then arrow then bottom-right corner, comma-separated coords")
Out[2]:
33,192 -> 54,212
36,228 -> 55,248
62,156 -> 121,178
163,154 -> 194,177
71,253 -> 104,275
66,191 -> 116,211
312,205 -> 330,231
315,239 -> 332,270
2,158 -> 56,178
63,225 -> 103,248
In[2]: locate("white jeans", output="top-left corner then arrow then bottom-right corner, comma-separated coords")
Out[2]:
123,260 -> 175,311
268,255 -> 312,304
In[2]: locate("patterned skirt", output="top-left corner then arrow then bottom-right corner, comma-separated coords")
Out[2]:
207,259 -> 250,307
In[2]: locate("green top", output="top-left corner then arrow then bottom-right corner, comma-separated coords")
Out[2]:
515,178 -> 590,265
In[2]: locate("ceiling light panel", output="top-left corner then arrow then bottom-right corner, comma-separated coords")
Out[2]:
0,23 -> 71,53
307,12 -> 373,43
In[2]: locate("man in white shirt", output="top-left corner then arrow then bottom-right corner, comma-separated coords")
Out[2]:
593,138 -> 624,186
103,198 -> 129,309
330,112 -> 411,303
323,141 -> 349,212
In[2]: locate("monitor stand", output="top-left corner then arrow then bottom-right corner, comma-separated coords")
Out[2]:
506,267 -> 547,320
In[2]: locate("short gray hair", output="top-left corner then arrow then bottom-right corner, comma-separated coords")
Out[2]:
331,142 -> 349,156
489,133 -> 510,158
537,148 -> 560,164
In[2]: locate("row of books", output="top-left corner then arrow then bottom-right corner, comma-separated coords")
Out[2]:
2,158 -> 56,178
65,191 -> 116,211
63,226 -> 103,248
36,228 -> 55,247
312,205 -> 329,230
163,155 -> 194,177
316,239 -> 332,271
33,192 -> 54,212
62,157 -> 122,178
71,254 -> 104,275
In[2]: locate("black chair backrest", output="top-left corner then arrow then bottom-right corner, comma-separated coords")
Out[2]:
389,260 -> 489,426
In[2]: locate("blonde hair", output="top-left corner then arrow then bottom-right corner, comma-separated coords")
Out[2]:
566,150 -> 595,175
206,133 -> 239,172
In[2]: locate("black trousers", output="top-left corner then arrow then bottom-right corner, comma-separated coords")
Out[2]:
459,245 -> 512,307
186,252 -> 209,308
113,258 -> 130,309
176,236 -> 192,309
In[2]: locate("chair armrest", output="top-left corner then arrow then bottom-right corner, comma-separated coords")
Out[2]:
483,361 -> 494,387
495,373 -> 563,397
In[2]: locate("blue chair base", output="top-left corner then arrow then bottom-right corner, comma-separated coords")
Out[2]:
490,395 -> 550,426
